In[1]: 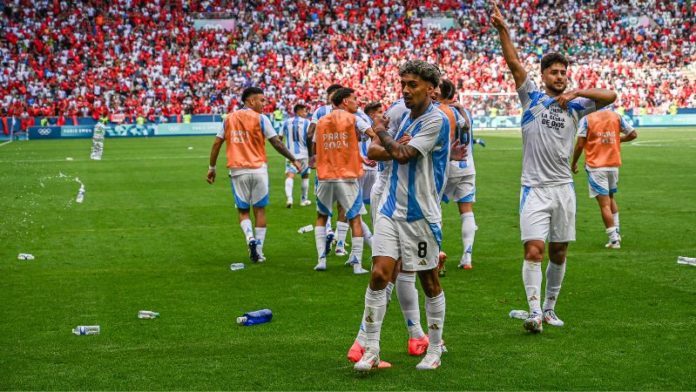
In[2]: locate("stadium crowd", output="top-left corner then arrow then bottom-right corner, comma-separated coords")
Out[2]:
0,0 -> 694,130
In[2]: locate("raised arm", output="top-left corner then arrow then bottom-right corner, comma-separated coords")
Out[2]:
491,1 -> 528,88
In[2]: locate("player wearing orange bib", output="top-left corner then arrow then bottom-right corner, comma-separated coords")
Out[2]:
312,87 -> 376,274
207,87 -> 303,263
571,108 -> 637,248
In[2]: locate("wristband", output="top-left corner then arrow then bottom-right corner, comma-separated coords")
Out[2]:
208,165 -> 216,171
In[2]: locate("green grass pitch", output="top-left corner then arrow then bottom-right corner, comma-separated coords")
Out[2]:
1,128 -> 695,390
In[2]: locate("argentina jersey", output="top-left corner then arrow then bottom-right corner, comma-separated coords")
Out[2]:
355,110 -> 376,170
518,77 -> 596,187
448,106 -> 475,177
281,116 -> 310,159
310,104 -> 333,124
378,104 -> 450,223
376,99 -> 410,174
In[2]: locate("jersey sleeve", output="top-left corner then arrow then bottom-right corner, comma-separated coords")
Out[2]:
619,115 -> 635,135
516,76 -> 539,110
260,114 -> 277,139
355,114 -> 371,134
568,97 -> 597,121
310,107 -> 322,124
408,116 -> 446,157
278,120 -> 287,138
576,116 -> 588,138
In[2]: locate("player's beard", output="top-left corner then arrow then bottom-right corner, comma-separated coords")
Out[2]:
546,82 -> 566,95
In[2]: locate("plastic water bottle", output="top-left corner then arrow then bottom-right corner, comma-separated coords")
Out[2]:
297,225 -> 314,234
230,263 -> 245,271
76,185 -> 85,203
17,253 -> 35,260
72,325 -> 100,335
677,256 -> 696,266
509,310 -> 529,320
138,310 -> 160,319
237,309 -> 273,326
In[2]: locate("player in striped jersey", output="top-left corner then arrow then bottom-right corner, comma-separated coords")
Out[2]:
353,61 -> 467,372
438,79 -> 479,270
279,104 -> 312,208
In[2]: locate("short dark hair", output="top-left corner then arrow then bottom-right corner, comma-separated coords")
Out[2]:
398,60 -> 441,87
331,87 -> 355,107
241,87 -> 264,103
364,102 -> 382,116
326,84 -> 343,96
293,104 -> 308,114
540,53 -> 569,73
439,79 -> 456,100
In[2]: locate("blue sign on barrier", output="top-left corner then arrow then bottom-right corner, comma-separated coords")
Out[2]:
61,126 -> 95,138
155,122 -> 220,136
28,126 -> 62,139
106,124 -> 156,137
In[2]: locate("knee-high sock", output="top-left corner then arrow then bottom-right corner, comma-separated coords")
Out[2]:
314,226 -> 326,259
255,227 -> 266,255
425,291 -> 446,350
284,178 -> 293,200
240,219 -> 254,242
361,221 -> 373,247
461,212 -> 476,263
363,287 -> 387,352
396,273 -> 425,338
522,260 -> 542,315
350,237 -> 364,270
357,281 -> 394,346
613,212 -> 620,232
336,221 -> 349,248
301,178 -> 309,200
543,261 -> 566,311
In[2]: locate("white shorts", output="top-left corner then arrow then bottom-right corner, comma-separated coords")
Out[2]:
443,174 -> 476,203
230,172 -> 269,209
519,183 -> 576,243
359,170 -> 378,205
370,185 -> 384,225
285,158 -> 310,176
315,180 -> 363,220
586,169 -> 618,198
372,214 -> 441,272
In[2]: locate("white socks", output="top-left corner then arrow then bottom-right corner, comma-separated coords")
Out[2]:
361,221 -> 373,247
613,212 -> 620,232
606,226 -> 620,242
396,273 -> 425,339
240,219 -> 254,242
356,281 -> 394,347
336,221 -> 349,248
350,237 -> 364,271
543,261 -> 566,311
363,287 -> 387,352
314,226 -> 326,259
461,212 -> 476,263
425,292 -> 446,350
522,260 -> 542,315
325,220 -> 333,235
301,178 -> 309,201
255,227 -> 266,255
284,177 -> 293,200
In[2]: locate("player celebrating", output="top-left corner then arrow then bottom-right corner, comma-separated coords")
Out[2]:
492,2 -> 616,332
280,104 -> 312,208
312,87 -> 373,274
353,60 -> 466,371
570,108 -> 637,248
439,79 -> 478,270
207,87 -> 303,263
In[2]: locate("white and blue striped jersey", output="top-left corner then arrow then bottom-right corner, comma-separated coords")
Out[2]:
448,106 -> 475,177
310,104 -> 333,124
377,103 -> 451,224
374,99 -> 409,187
356,109 -> 377,171
280,116 -> 311,159
518,76 -> 596,187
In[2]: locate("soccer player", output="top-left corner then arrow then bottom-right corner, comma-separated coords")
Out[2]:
492,2 -> 617,333
207,87 -> 303,263
312,87 -> 373,274
353,60 -> 466,371
570,108 -> 637,248
279,103 -> 312,208
439,79 -> 478,270
355,102 -> 383,247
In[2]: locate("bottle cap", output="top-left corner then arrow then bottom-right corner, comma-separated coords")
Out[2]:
236,316 -> 247,325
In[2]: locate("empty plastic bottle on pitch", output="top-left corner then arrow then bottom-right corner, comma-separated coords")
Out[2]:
297,225 -> 314,234
76,185 -> 85,203
230,263 -> 245,271
72,325 -> 100,335
237,309 -> 273,326
509,310 -> 529,320
138,310 -> 160,319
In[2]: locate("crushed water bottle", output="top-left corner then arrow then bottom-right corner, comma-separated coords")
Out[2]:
677,256 -> 696,266
72,325 -> 100,335
17,253 -> 35,260
297,225 -> 314,234
138,310 -> 160,319
237,309 -> 273,326
76,185 -> 85,203
509,310 -> 529,320
230,263 -> 245,271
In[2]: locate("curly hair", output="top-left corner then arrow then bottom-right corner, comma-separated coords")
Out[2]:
398,60 -> 441,87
